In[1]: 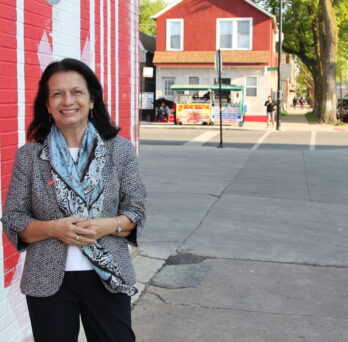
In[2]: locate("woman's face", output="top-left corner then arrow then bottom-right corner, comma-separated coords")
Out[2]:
46,71 -> 94,132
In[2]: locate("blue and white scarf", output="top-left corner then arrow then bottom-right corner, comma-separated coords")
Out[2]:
45,122 -> 137,296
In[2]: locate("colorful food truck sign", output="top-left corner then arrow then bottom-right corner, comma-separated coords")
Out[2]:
177,103 -> 211,124
211,106 -> 242,123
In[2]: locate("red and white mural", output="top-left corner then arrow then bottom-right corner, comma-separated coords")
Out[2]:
0,0 -> 140,340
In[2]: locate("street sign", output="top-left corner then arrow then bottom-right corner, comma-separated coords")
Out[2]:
267,67 -> 278,71
139,92 -> 154,109
143,67 -> 153,78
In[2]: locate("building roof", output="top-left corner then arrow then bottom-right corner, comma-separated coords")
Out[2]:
139,32 -> 156,52
153,50 -> 269,65
153,0 -> 275,20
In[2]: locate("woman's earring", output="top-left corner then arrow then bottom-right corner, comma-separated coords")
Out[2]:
89,109 -> 94,119
48,113 -> 52,123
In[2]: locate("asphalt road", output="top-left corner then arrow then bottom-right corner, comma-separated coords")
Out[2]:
130,117 -> 348,342
140,127 -> 348,151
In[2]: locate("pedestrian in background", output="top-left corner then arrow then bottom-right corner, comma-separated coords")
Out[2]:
1,58 -> 146,342
264,95 -> 276,128
299,97 -> 305,109
155,101 -> 170,122
292,96 -> 297,108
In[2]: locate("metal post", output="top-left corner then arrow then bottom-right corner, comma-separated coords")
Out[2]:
276,0 -> 282,130
340,70 -> 343,121
217,49 -> 223,148
340,71 -> 343,101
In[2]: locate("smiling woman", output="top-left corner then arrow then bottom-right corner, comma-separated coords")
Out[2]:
46,71 -> 94,146
1,58 -> 146,342
28,58 -> 117,144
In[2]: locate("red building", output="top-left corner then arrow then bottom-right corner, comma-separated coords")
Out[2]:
0,1 -> 139,340
153,0 -> 279,121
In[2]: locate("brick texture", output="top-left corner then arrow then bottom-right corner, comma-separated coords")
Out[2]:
0,1 -> 139,341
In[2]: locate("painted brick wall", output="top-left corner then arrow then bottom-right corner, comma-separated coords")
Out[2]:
0,0 -> 139,341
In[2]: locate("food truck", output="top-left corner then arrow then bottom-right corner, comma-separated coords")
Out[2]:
171,84 -> 245,126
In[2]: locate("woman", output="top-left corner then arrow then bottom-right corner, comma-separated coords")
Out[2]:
264,96 -> 276,128
1,58 -> 146,341
155,101 -> 169,122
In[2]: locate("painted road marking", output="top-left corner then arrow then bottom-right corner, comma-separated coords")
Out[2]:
251,130 -> 273,151
309,131 -> 316,151
184,131 -> 220,146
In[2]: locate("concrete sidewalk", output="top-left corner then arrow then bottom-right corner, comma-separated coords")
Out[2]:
140,107 -> 348,133
131,141 -> 348,341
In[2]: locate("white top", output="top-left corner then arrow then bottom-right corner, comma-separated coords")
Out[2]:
65,147 -> 93,271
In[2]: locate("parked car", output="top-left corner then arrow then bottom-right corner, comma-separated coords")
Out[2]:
337,98 -> 348,122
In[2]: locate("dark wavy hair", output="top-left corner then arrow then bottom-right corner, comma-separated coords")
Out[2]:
27,58 -> 120,142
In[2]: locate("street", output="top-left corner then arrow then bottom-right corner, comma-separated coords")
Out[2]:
139,112 -> 348,151
131,111 -> 348,342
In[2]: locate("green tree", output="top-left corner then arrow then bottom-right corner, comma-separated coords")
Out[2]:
139,0 -> 168,36
253,0 -> 348,123
336,0 -> 348,86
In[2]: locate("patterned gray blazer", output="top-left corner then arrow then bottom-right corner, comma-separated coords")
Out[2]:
1,136 -> 146,297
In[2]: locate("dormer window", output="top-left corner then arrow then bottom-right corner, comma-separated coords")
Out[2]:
217,18 -> 252,50
166,19 -> 184,51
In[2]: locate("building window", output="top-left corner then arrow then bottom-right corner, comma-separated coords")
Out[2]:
166,19 -> 183,51
217,18 -> 252,50
163,78 -> 175,97
188,76 -> 199,85
214,78 -> 231,99
246,76 -> 257,96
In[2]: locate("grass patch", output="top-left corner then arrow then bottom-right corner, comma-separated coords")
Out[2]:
281,111 -> 288,116
305,111 -> 319,122
306,111 -> 348,125
331,121 -> 348,126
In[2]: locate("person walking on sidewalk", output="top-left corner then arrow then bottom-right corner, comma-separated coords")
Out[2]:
264,96 -> 276,127
292,96 -> 297,108
1,58 -> 146,342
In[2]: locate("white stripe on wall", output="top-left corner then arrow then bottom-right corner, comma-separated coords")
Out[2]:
107,0 -> 111,115
100,0 -> 104,91
52,0 -> 81,59
130,0 -> 135,144
134,0 -> 139,151
115,0 -> 119,125
90,0 -> 95,71
16,0 -> 25,148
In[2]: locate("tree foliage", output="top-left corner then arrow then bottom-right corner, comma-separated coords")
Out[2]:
139,0 -> 168,36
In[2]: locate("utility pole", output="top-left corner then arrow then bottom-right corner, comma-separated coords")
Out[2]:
276,0 -> 282,130
216,49 -> 223,148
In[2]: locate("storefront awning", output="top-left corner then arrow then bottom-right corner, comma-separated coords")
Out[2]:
154,51 -> 269,65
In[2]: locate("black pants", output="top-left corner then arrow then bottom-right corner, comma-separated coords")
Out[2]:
26,271 -> 135,342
